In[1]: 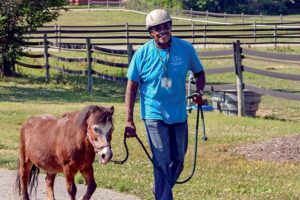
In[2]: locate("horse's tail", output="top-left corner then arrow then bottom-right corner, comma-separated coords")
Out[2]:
28,164 -> 40,195
15,163 -> 40,196
15,163 -> 21,195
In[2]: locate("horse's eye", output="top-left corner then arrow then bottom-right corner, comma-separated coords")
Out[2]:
93,127 -> 99,133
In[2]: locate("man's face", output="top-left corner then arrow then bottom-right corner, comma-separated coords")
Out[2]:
149,22 -> 172,45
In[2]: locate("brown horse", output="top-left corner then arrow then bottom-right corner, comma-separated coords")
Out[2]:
15,105 -> 114,200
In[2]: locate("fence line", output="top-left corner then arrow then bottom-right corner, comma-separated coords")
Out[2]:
25,22 -> 300,47
68,6 -> 299,25
17,37 -> 300,111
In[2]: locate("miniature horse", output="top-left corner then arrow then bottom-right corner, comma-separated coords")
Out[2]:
15,105 -> 114,200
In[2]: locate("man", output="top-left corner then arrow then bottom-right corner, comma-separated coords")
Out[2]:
124,9 -> 206,200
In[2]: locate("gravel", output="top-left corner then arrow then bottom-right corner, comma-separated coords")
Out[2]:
0,169 -> 140,200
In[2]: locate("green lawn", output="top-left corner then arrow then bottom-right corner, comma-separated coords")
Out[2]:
1,75 -> 300,200
1,9 -> 300,200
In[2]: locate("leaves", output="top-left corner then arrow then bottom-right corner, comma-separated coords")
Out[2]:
0,0 -> 68,76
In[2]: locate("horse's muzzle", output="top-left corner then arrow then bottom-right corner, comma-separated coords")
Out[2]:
98,146 -> 113,164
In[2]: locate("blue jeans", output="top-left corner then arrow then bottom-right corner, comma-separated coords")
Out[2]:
144,119 -> 188,200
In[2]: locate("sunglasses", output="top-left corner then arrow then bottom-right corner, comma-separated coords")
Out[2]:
150,22 -> 172,33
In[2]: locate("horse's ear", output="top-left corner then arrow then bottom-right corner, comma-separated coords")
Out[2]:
109,106 -> 114,114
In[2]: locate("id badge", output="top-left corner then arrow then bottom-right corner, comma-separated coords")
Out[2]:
161,77 -> 172,89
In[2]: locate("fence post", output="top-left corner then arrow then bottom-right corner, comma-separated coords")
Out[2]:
55,24 -> 58,46
133,0 -> 135,10
206,10 -> 208,24
43,34 -> 50,83
241,13 -> 244,28
203,25 -> 207,48
224,12 -> 227,23
125,23 -> 129,45
233,40 -> 245,117
127,43 -> 133,66
191,21 -> 195,44
253,22 -> 256,43
274,25 -> 277,48
260,13 -> 263,28
86,38 -> 93,95
107,0 -> 109,11
187,72 -> 194,113
58,26 -> 61,52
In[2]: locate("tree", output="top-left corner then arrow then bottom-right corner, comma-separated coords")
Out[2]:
196,0 -> 248,13
0,0 -> 68,76
195,0 -> 300,15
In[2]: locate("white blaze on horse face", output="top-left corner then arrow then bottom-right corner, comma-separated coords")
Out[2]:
92,123 -> 113,164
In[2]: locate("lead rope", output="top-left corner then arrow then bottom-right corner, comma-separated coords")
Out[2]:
113,98 -> 207,184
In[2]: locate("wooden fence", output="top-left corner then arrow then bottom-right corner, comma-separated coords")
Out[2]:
67,5 -> 298,25
16,37 -> 300,116
25,21 -> 300,47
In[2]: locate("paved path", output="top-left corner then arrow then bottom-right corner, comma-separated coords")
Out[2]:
0,169 -> 140,200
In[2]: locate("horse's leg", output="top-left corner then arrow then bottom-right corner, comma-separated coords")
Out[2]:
18,143 -> 33,200
19,160 -> 32,200
80,165 -> 97,200
63,167 -> 77,200
45,173 -> 56,200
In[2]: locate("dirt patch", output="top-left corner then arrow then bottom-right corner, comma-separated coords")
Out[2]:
0,169 -> 140,200
255,109 -> 274,118
233,134 -> 300,163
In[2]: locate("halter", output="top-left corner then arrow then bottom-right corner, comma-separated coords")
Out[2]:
87,130 -> 111,154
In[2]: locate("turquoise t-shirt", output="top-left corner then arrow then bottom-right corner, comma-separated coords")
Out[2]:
127,37 -> 204,124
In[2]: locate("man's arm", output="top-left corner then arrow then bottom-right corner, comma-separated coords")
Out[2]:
194,71 -> 206,92
124,80 -> 139,137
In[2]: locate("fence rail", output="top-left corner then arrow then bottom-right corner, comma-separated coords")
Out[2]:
67,4 -> 299,24
24,21 -> 300,47
16,36 -> 300,116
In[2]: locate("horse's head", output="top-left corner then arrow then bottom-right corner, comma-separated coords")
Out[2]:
77,105 -> 114,164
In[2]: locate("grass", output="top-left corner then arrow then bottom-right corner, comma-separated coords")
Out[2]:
2,9 -> 300,200
0,75 -> 300,200
1,70 -> 300,200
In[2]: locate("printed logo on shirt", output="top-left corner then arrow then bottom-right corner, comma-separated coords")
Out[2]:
170,56 -> 183,66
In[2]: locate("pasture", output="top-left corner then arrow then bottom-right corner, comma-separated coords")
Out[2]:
1,9 -> 300,200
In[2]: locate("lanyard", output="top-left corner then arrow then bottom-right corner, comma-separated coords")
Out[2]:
154,40 -> 171,78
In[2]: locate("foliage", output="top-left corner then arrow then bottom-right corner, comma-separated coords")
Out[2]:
126,0 -> 300,15
0,0 -> 68,76
195,0 -> 300,15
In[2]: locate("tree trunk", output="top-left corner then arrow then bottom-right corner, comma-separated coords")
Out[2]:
0,21 -> 15,77
0,55 -> 14,76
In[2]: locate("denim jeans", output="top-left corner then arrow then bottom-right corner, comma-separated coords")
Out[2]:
144,119 -> 188,200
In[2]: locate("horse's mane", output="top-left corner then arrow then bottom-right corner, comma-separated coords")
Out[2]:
62,111 -> 78,118
76,105 -> 114,130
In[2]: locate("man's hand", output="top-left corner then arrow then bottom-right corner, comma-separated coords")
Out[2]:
124,122 -> 137,138
192,92 -> 205,105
